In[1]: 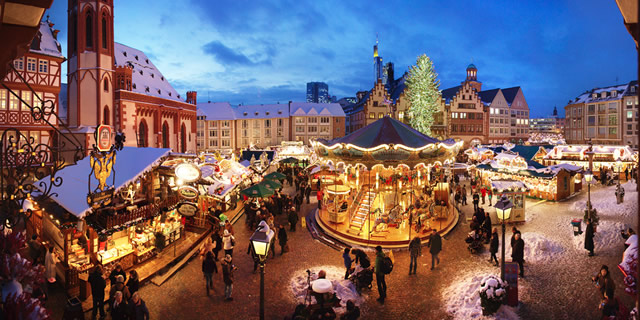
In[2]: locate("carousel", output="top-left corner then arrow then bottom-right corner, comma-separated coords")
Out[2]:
310,116 -> 463,247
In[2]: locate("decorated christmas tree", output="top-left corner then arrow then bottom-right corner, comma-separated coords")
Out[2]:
406,54 -> 441,136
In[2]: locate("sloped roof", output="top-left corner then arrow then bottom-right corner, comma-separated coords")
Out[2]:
323,116 -> 441,149
197,102 -> 236,120
623,81 -> 638,97
390,78 -> 406,102
501,87 -> 520,106
234,104 -> 289,119
114,43 -> 182,102
478,88 -> 500,105
38,147 -> 171,218
441,86 -> 461,104
241,150 -> 275,162
30,22 -> 64,59
289,102 -> 345,117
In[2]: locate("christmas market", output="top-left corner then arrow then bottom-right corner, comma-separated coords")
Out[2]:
310,116 -> 463,247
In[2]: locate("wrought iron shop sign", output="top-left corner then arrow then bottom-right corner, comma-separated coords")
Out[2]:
96,125 -> 113,152
178,186 -> 199,200
174,163 -> 201,183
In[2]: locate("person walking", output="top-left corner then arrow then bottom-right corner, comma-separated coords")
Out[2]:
511,232 -> 525,277
221,254 -> 237,301
202,251 -> 216,295
278,225 -> 288,255
222,229 -> 235,256
428,230 -> 442,270
489,228 -> 499,266
288,207 -> 299,232
109,275 -> 131,305
482,211 -> 492,244
510,226 -> 520,249
212,231 -> 222,261
472,192 -> 480,213
317,189 -> 324,210
585,219 -> 595,256
487,189 -> 493,206
592,265 -> 615,299
408,236 -> 422,275
374,246 -> 387,304
461,191 -> 467,206
128,292 -> 150,320
110,291 -> 128,320
342,248 -> 353,280
44,246 -> 58,284
480,187 -> 487,205
126,270 -> 140,295
89,265 -> 106,320
305,184 -> 312,204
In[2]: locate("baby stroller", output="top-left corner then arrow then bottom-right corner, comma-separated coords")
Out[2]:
349,267 -> 373,293
465,230 -> 484,254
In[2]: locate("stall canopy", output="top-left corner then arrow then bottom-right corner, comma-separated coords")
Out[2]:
38,147 -> 171,219
241,150 -> 275,162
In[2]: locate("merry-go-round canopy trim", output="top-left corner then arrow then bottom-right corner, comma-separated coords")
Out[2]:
312,116 -> 462,169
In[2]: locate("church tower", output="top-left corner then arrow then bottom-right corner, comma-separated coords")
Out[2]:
464,63 -> 482,92
67,0 -> 115,128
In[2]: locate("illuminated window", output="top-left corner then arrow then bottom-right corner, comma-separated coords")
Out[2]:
398,112 -> 404,120
378,113 -> 384,119
29,131 -> 40,144
14,58 -> 23,70
9,92 -> 19,110
0,89 -> 6,109
369,112 -> 375,119
27,58 -> 37,72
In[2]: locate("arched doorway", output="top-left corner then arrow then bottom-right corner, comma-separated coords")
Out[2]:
162,121 -> 169,148
138,120 -> 148,147
180,123 -> 187,153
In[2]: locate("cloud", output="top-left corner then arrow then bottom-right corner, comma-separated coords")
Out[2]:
202,40 -> 255,66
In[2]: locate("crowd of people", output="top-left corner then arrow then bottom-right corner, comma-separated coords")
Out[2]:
89,264 -> 149,320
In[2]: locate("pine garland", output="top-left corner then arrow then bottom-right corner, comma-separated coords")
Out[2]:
406,54 -> 441,136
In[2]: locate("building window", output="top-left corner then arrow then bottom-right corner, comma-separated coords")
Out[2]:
320,117 -> 329,124
608,115 -> 617,126
378,113 -> 384,119
20,91 -> 31,111
242,129 -> 248,137
309,126 -> 317,133
369,112 -> 375,119
102,15 -> 108,49
162,122 -> 169,148
222,140 -> 230,147
253,129 -> 260,137
209,130 -> 217,137
587,116 -> 596,126
308,117 -> 317,123
608,127 -> 617,135
373,101 -> 378,107
320,127 -> 329,134
278,118 -> 283,127
0,89 -> 6,110
38,60 -> 48,73
85,11 -> 93,48
265,129 -> 271,136
14,58 -> 23,70
628,111 -> 633,120
209,140 -> 218,147
103,78 -> 109,92
27,58 -> 37,72
588,104 -> 595,114
138,120 -> 148,147
295,117 -> 305,124
296,126 -> 304,133
103,106 -> 110,125
222,120 -> 230,127
242,120 -> 248,128
264,119 -> 271,128
8,92 -> 18,110
222,130 -> 230,137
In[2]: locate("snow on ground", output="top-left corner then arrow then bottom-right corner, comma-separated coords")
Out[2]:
520,232 -> 564,263
289,265 -> 366,316
571,182 -> 637,218
571,220 -> 628,252
442,269 -> 520,320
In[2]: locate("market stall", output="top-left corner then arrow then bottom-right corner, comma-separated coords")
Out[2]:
489,180 -> 529,223
542,145 -> 637,180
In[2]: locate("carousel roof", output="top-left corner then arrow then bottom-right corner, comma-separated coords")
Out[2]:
320,116 -> 441,149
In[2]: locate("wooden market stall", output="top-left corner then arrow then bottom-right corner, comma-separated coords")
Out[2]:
489,180 -> 529,224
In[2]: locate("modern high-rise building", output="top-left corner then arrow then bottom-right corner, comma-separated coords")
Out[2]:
306,82 -> 329,103
382,62 -> 394,89
373,38 -> 383,84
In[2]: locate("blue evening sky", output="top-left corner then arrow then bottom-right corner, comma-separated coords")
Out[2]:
47,0 -> 636,117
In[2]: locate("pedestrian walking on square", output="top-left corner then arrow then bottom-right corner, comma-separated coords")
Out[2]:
472,192 -> 480,213
625,167 -> 629,181
222,254 -> 237,301
288,207 -> 299,232
294,193 -> 303,212
110,291 -> 128,320
462,191 -> 467,206
342,248 -> 353,280
202,251 -> 216,295
592,265 -> 615,299
487,189 -> 493,206
317,189 -> 324,210
585,219 -> 595,257
128,292 -> 150,320
223,229 -> 235,256
482,211 -> 492,243
126,270 -> 140,295
305,184 -> 312,204
428,230 -> 442,270
489,228 -> 499,266
212,231 -> 222,261
510,226 -> 520,249
89,265 -> 106,320
511,232 -> 525,277
408,236 -> 422,275
480,187 -> 487,204
374,246 -> 387,303
278,225 -> 288,255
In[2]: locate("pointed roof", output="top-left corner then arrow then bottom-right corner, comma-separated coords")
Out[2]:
323,116 -> 440,149
502,86 -> 521,106
478,88 -> 500,105
441,86 -> 461,104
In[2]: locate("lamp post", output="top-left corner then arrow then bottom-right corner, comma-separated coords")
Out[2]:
585,169 -> 593,221
250,226 -> 274,320
616,158 -> 622,187
495,195 -> 513,281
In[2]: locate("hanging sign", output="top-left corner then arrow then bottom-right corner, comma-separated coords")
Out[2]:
178,186 -> 199,200
96,125 -> 113,152
176,202 -> 198,217
175,163 -> 201,183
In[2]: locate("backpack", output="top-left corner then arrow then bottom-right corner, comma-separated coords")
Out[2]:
381,256 -> 393,274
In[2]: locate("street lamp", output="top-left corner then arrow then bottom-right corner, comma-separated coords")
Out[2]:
250,225 -> 274,320
495,195 -> 513,281
616,158 -> 622,187
585,168 -> 593,220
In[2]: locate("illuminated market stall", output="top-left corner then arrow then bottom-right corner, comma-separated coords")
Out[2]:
542,145 -> 637,179
310,116 -> 463,247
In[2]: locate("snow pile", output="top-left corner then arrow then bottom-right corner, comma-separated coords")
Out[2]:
289,265 -> 365,316
520,232 -> 564,263
442,271 -> 519,320
572,220 -> 627,251
571,182 -> 637,218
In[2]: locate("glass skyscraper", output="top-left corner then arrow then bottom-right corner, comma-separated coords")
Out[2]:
306,82 -> 329,103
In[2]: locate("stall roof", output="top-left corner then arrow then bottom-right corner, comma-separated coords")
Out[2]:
38,147 -> 171,219
491,180 -> 530,193
241,150 -> 275,162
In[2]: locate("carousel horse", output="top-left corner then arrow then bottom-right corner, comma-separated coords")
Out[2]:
388,205 -> 403,226
372,208 -> 389,232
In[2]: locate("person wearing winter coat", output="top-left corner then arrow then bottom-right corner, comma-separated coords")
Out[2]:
489,228 -> 499,266
317,190 -> 324,209
288,208 -> 299,232
202,251 -> 216,295
342,248 -> 353,280
511,232 -> 525,277
126,270 -> 140,295
278,225 -> 288,255
109,263 -> 127,285
374,246 -> 387,303
109,275 -> 132,306
222,229 -> 235,256
585,219 -> 595,257
408,237 -> 422,275
593,265 -> 616,299
221,254 -> 237,301
482,212 -> 492,244
110,291 -> 128,320
428,230 -> 442,270
472,192 -> 480,212
27,234 -> 43,266
128,292 -> 149,320
44,246 -> 57,283
212,231 -> 222,261
305,185 -> 312,204
480,187 -> 487,204
510,226 -> 520,249
89,265 -> 107,320
351,248 -> 370,269
341,300 -> 361,320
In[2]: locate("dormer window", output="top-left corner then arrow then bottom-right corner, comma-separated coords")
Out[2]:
278,111 -> 282,114
135,55 -> 139,61
145,87 -> 150,93
255,112 -> 259,116
139,70 -> 143,75
123,51 -> 127,57
168,92 -> 172,96
150,73 -> 154,78
177,94 -> 181,98
145,59 -> 149,64
132,83 -> 136,89
157,89 -> 161,94
161,76 -> 164,81
611,91 -> 617,97
632,86 -> 637,93
592,93 -> 598,99
266,111 -> 270,115
244,112 -> 248,116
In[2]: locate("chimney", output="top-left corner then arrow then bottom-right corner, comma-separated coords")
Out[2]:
186,91 -> 197,105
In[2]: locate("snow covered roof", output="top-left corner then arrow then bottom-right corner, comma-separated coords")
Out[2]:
234,104 -> 289,119
29,22 -> 63,59
494,152 -> 520,161
544,145 -> 637,161
290,102 -> 345,117
491,180 -> 529,193
536,163 -> 582,175
197,102 -> 236,120
571,83 -> 630,104
441,86 -> 461,104
114,43 -> 182,102
38,147 -> 171,218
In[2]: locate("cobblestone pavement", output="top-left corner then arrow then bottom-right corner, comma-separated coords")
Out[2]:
47,181 -> 638,320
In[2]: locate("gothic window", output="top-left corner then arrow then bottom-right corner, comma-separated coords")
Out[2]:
101,14 -> 108,49
103,106 -> 109,125
103,78 -> 109,92
181,124 -> 187,153
162,122 -> 169,148
85,11 -> 93,48
138,120 -> 148,147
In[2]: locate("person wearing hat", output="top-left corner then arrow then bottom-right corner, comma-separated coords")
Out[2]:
221,254 -> 237,301
222,229 -> 235,256
592,265 -> 615,299
89,265 -> 107,320
109,274 -> 131,306
109,263 -> 127,285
